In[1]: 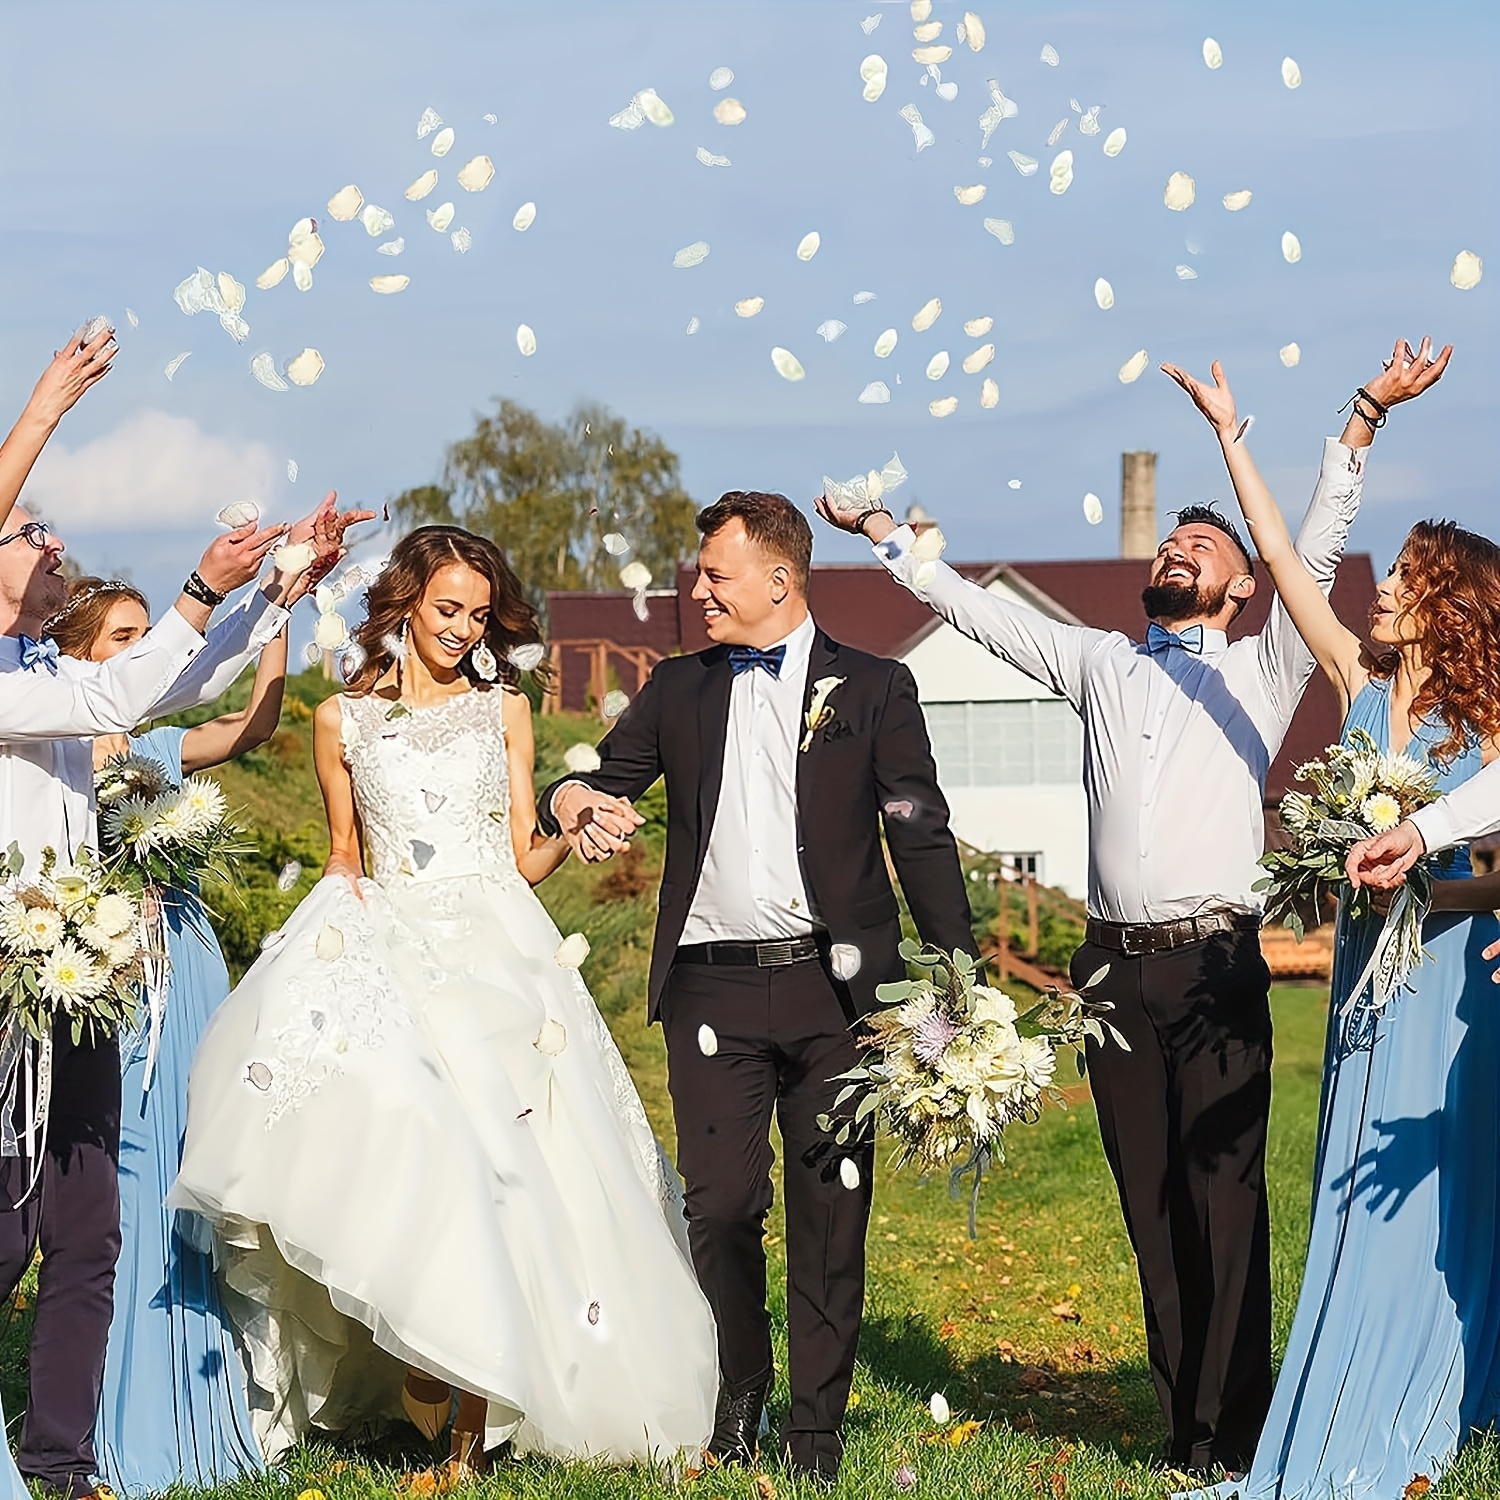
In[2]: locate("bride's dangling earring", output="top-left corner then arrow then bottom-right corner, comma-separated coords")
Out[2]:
469,637 -> 499,682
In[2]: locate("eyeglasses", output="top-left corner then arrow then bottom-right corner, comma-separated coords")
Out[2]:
0,521 -> 52,550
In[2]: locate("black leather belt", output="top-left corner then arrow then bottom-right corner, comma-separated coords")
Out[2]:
1085,908 -> 1260,957
675,937 -> 824,969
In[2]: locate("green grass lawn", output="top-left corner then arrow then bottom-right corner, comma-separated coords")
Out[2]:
4,687 -> 1496,1498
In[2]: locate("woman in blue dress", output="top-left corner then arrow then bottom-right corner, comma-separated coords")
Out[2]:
50,575 -> 294,1493
1167,345 -> 1500,1496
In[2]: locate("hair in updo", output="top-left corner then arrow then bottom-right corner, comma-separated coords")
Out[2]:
48,577 -> 151,660
345,526 -> 549,695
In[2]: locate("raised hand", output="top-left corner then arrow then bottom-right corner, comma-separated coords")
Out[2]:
814,490 -> 896,543
1160,359 -> 1239,439
196,522 -> 290,597
1361,336 -> 1452,410
1345,821 -> 1426,890
552,783 -> 645,863
26,322 -> 119,427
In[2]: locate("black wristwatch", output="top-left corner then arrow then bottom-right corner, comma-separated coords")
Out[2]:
181,570 -> 227,607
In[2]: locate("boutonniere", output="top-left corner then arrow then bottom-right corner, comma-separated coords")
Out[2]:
801,675 -> 846,752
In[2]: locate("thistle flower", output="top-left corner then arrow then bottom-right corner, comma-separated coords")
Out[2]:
912,1010 -> 959,1065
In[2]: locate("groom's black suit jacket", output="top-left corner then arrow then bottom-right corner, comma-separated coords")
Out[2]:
539,628 -> 977,1021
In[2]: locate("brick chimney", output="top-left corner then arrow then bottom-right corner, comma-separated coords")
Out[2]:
1120,451 -> 1157,559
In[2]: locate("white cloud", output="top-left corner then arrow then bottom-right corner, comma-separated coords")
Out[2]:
22,408 -> 278,532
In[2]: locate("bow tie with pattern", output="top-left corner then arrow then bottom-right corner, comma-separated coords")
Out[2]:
727,644 -> 786,679
1146,622 -> 1205,656
18,634 -> 60,675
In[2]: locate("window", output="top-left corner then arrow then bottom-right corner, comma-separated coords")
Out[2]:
924,699 -> 1081,788
1003,852 -> 1045,881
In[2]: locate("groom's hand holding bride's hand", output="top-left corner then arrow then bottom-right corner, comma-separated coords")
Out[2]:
551,783 -> 644,863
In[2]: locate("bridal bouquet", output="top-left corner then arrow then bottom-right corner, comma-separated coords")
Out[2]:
95,753 -> 250,896
823,942 -> 1124,1236
0,844 -> 144,1045
1257,727 -> 1442,1008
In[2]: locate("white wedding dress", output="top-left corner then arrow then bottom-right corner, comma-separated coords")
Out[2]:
169,687 -> 718,1464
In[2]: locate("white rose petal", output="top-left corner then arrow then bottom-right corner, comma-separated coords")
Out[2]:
930,1392 -> 951,1424
839,1157 -> 861,1190
1451,250 -> 1484,291
554,932 -> 591,969
564,743 -> 602,774
315,923 -> 344,961
535,1018 -> 568,1055
697,1023 -> 719,1057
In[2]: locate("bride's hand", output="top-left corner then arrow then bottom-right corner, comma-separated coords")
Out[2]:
323,857 -> 366,900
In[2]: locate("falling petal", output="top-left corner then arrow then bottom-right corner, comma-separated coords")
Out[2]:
735,296 -> 765,318
564,743 -> 602,773
911,0 -> 932,17
276,861 -> 301,892
619,560 -> 652,591
416,106 -> 443,139
913,20 -> 942,42
1049,149 -> 1074,195
637,88 -> 674,127
287,224 -> 324,267
796,230 -> 821,261
714,98 -> 747,125
1008,151 -> 1038,177
1083,492 -> 1104,524
507,642 -> 547,673
482,112 -> 497,124
426,202 -> 456,232
963,343 -> 994,374
286,460 -> 298,483
602,532 -> 630,556
1118,349 -> 1149,383
685,316 -> 700,335
216,501 -> 260,527
608,93 -> 646,130
1451,250 -> 1484,291
930,1392 -> 951,1424
125,308 -> 139,328
1223,189 -> 1253,212
935,80 -> 958,101
929,395 -> 958,417
516,324 -> 537,356
164,351 -> 191,380
1281,231 -> 1302,263
1282,56 -> 1302,89
874,328 -> 899,358
709,66 -> 734,90
980,378 -> 1000,408
1103,127 -> 1127,157
456,155 -> 495,192
431,126 -> 455,157
1164,172 -> 1196,211
853,290 -> 877,304
286,348 -> 325,387
982,218 -> 1015,246
406,169 -> 439,201
1080,106 -> 1102,137
698,1024 -> 720,1057
816,319 -> 848,342
512,201 -> 537,231
327,184 -> 363,221
1048,118 -> 1068,147
840,1158 -> 861,1190
1175,264 -> 1199,280
673,240 -> 711,268
553,933 -> 590,969
913,45 -> 952,65
1280,342 -> 1302,367
858,381 -> 891,404
912,297 -> 942,332
963,12 -> 986,51
358,204 -> 394,238
256,258 -> 289,290
926,351 -> 950,380
602,689 -> 630,718
861,14 -> 881,34
370,274 -> 410,294
899,103 -> 935,152
451,227 -> 472,253
964,317 -> 993,340
250,353 -> 288,391
377,237 -> 405,255
695,147 -> 731,167
954,183 -> 987,205
1094,278 -> 1115,310
291,260 -> 313,292
1203,37 -> 1223,69
771,346 -> 806,382
535,1017 -> 568,1053
1040,43 -> 1060,65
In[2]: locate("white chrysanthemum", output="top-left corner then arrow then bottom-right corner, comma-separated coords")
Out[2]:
970,984 -> 1017,1027
1379,752 -> 1434,796
17,906 -> 65,953
91,893 -> 136,938
152,799 -> 195,844
0,901 -> 31,946
1017,1035 -> 1058,1091
76,920 -> 113,954
179,776 -> 227,833
106,931 -> 141,967
1279,791 -> 1315,836
38,941 -> 106,1007
104,795 -> 164,857
1361,792 -> 1403,834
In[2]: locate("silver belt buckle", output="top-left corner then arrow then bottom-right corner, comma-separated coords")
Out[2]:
1119,926 -> 1147,958
756,940 -> 795,968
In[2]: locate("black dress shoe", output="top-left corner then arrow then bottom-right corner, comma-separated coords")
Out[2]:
783,1428 -> 843,1484
707,1379 -> 768,1466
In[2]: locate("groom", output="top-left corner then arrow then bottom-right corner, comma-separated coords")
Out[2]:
541,491 -> 975,1481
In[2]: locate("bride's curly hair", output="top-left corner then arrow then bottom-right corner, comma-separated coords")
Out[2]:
345,526 -> 549,696
1369,519 -> 1500,765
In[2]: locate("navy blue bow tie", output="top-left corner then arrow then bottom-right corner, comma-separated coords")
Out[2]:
18,634 -> 60,674
1146,622 -> 1205,656
727,644 -> 786,679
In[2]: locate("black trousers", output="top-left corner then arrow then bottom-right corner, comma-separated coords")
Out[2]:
0,1025 -> 122,1499
1072,928 -> 1273,1473
661,955 -> 873,1474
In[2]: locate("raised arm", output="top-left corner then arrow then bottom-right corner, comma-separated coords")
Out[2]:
502,688 -> 571,885
0,324 -> 118,532
313,694 -> 364,892
178,625 -> 289,773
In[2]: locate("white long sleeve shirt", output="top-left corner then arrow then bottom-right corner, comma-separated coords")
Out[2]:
680,612 -> 822,943
1411,758 -> 1500,851
0,589 -> 289,873
873,437 -> 1365,924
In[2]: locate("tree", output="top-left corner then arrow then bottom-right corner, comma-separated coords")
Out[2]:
391,399 -> 699,611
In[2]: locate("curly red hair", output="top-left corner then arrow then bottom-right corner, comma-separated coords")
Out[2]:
1370,519 -> 1500,764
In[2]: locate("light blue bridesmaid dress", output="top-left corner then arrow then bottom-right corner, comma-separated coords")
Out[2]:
1236,678 -> 1500,1496
93,727 -> 264,1493
1,1393 -> 26,1500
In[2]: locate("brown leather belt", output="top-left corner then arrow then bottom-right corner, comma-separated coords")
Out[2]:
1084,908 -> 1260,958
675,937 -> 825,969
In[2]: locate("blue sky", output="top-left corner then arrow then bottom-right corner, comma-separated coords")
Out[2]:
1,0 -> 1494,642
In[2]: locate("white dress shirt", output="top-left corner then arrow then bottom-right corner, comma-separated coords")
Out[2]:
0,589 -> 289,873
873,437 -> 1365,924
680,612 -> 822,943
1411,757 -> 1500,851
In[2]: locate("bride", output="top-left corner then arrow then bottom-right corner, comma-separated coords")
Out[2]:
170,526 -> 718,1473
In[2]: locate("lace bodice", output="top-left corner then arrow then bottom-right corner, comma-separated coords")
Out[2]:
339,688 -> 523,889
